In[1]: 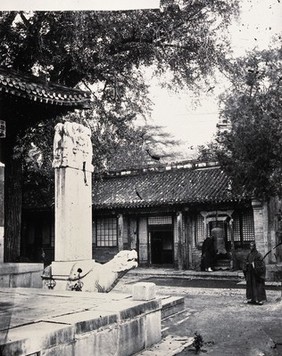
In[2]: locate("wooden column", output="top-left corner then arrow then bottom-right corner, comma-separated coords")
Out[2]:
177,212 -> 184,270
228,217 -> 236,270
117,214 -> 124,252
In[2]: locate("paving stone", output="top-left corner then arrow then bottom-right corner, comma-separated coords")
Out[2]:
136,335 -> 194,355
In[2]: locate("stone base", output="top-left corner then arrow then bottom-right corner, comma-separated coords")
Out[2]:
0,263 -> 44,288
0,288 -> 162,356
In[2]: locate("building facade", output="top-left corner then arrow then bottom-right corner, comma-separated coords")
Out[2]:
22,161 -> 282,270
92,162 -> 255,270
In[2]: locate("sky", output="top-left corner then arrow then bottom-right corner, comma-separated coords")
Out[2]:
148,0 -> 282,155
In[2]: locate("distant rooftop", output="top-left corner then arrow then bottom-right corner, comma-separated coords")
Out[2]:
93,162 -> 244,210
23,161 -> 248,211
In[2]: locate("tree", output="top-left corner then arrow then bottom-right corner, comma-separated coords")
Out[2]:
0,1 -> 239,261
215,44 -> 282,200
102,124 -> 181,171
0,2 -> 239,122
196,142 -> 219,162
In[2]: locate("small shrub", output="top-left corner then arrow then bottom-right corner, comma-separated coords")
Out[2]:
192,332 -> 204,354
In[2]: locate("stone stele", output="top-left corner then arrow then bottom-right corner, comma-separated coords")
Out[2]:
50,122 -> 94,288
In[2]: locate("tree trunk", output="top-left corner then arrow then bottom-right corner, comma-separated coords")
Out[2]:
4,155 -> 23,262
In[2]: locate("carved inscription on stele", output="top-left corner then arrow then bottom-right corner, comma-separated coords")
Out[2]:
52,122 -> 93,171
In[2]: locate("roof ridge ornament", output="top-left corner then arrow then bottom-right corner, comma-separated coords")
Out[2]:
100,160 -> 220,177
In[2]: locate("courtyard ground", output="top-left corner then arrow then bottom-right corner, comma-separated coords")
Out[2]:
113,270 -> 282,356
0,268 -> 281,356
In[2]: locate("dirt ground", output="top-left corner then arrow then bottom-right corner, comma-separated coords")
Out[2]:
115,276 -> 282,356
170,288 -> 281,356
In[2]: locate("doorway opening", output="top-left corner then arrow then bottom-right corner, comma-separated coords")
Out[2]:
150,227 -> 174,266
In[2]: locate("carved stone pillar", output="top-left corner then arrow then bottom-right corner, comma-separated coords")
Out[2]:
252,199 -> 268,258
51,122 -> 94,287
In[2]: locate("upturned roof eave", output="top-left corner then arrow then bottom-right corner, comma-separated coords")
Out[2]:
0,68 -> 91,109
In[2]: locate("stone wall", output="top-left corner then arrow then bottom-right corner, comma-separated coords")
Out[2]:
0,263 -> 43,288
267,197 -> 282,263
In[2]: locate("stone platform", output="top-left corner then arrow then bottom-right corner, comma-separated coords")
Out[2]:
0,287 -> 184,356
0,263 -> 44,288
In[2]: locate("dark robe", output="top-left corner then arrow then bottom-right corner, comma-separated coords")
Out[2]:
201,237 -> 216,271
243,249 -> 266,303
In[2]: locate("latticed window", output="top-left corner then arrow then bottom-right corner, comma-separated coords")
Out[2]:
227,209 -> 255,244
96,217 -> 117,247
148,216 -> 172,225
232,213 -> 241,242
0,120 -> 5,138
241,210 -> 255,241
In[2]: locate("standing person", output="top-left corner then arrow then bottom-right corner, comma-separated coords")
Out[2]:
243,241 -> 267,305
201,236 -> 216,272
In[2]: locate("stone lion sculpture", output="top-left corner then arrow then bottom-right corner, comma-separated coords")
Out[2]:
42,250 -> 138,293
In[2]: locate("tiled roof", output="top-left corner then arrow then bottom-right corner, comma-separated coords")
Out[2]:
92,165 -> 243,210
0,68 -> 91,108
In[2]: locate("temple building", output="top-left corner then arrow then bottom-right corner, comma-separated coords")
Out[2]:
22,160 -> 282,271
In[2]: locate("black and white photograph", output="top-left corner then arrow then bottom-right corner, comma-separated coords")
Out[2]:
0,0 -> 281,355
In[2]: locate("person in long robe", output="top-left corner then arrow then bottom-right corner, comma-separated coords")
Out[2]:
243,241 -> 266,305
201,236 -> 216,272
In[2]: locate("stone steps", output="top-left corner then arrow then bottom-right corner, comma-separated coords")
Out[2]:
127,267 -> 244,281
160,295 -> 185,319
215,258 -> 231,268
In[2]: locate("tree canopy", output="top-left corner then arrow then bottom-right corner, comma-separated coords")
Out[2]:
0,1 -> 239,168
213,43 -> 282,200
0,2 -> 239,87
